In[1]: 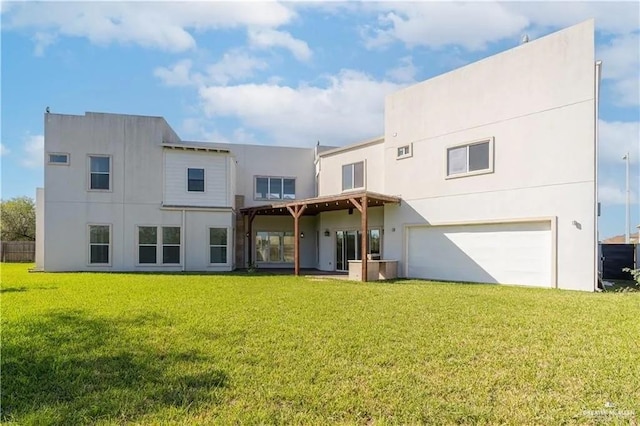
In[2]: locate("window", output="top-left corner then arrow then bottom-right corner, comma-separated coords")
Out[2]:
48,153 -> 69,165
89,225 -> 110,264
138,227 -> 157,264
136,226 -> 181,265
255,231 -> 294,262
255,177 -> 296,200
209,228 -> 228,264
397,144 -> 412,159
446,139 -> 493,178
89,156 -> 110,190
187,168 -> 205,192
342,161 -> 364,191
162,227 -> 181,264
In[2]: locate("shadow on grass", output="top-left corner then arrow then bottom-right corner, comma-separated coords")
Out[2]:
0,287 -> 28,293
1,311 -> 227,423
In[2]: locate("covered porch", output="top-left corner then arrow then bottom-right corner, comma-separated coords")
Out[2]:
240,191 -> 401,282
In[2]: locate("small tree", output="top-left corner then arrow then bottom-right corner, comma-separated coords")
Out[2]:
0,196 -> 36,241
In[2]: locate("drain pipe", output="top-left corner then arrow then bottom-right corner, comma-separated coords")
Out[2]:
182,209 -> 186,272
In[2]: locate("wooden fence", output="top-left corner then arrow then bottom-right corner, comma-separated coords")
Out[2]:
1,241 -> 36,262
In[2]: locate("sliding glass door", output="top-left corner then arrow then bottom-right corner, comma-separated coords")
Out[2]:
335,229 -> 381,271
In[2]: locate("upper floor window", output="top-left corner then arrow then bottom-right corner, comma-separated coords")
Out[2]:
187,168 -> 205,192
48,153 -> 69,165
397,144 -> 412,159
446,138 -> 493,178
255,177 -> 295,200
89,155 -> 111,190
342,161 -> 364,191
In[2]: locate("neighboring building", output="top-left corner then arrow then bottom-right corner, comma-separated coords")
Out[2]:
36,20 -> 601,291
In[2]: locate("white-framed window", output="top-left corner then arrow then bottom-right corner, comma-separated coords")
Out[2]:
342,161 -> 364,191
255,231 -> 294,263
48,152 -> 70,165
209,228 -> 228,264
88,155 -> 111,190
187,168 -> 205,192
446,138 -> 493,178
162,227 -> 181,264
397,144 -> 412,159
138,226 -> 158,264
136,226 -> 181,265
255,177 -> 296,200
88,224 -> 111,265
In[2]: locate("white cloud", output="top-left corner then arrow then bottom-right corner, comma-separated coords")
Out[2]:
361,2 -> 529,51
206,50 -> 268,85
362,2 -> 639,52
599,120 -> 640,164
198,69 -> 403,146
22,135 -> 44,168
3,2 -> 296,53
0,143 -> 10,156
155,50 -> 268,88
598,32 -> 640,107
154,59 -> 195,87
386,56 -> 418,83
33,32 -> 57,56
248,28 -> 312,62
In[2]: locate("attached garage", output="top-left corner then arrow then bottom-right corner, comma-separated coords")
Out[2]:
406,220 -> 554,287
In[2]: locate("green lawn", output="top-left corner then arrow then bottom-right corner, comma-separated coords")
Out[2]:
2,263 -> 639,425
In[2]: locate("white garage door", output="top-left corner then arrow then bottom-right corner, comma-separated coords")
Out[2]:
407,221 -> 552,287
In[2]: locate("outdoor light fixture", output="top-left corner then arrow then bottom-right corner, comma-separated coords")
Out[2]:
245,232 -> 249,238
300,232 -> 305,239
324,229 -> 330,237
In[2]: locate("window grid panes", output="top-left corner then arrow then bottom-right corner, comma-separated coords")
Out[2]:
89,156 -> 110,190
89,225 -> 110,264
138,227 -> 157,264
255,177 -> 296,200
255,231 -> 294,263
397,145 -> 411,158
342,161 -> 364,191
187,168 -> 205,192
209,228 -> 228,264
162,227 -> 181,264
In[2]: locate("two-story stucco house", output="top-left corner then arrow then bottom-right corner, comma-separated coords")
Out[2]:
35,20 -> 601,291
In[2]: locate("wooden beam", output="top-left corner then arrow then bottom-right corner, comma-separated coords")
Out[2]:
361,195 -> 368,282
247,210 -> 257,267
350,198 -> 363,213
284,204 -> 306,276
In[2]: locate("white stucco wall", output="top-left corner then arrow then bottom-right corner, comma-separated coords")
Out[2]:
317,138 -> 385,196
382,20 -> 596,291
35,187 -> 45,270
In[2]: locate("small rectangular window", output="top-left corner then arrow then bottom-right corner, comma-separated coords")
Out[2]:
342,161 -> 365,191
209,228 -> 228,264
397,144 -> 412,159
89,225 -> 110,264
89,156 -> 110,190
138,226 -> 157,264
446,138 -> 493,178
162,227 -> 181,264
283,179 -> 295,199
187,168 -> 205,192
48,153 -> 69,165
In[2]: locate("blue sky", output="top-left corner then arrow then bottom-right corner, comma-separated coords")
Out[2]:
1,1 -> 638,240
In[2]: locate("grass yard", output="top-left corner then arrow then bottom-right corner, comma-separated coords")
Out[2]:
1,264 -> 639,425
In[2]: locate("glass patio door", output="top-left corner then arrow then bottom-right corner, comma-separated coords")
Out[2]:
335,229 -> 382,271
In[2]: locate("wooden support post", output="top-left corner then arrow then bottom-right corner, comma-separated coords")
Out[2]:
246,210 -> 257,267
287,204 -> 307,276
361,195 -> 368,282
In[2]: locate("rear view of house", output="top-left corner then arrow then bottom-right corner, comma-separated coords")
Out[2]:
36,20 -> 600,291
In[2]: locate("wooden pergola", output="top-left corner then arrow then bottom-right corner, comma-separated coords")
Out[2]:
240,191 -> 401,282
